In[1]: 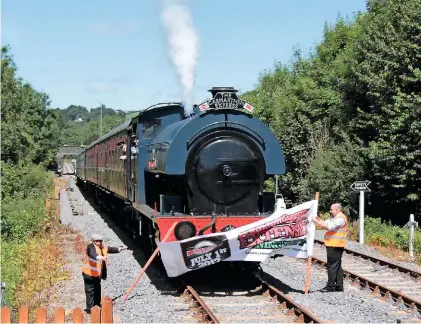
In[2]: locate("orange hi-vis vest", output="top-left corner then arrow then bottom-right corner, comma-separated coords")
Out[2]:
82,243 -> 108,277
324,212 -> 348,248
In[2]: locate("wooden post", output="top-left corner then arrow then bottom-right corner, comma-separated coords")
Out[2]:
72,307 -> 84,323
1,306 -> 11,324
304,192 -> 319,295
18,306 -> 29,324
54,306 -> 65,324
101,297 -> 113,324
91,306 -> 101,324
35,307 -> 47,323
122,221 -> 178,302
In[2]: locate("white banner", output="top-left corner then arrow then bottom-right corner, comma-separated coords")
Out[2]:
158,199 -> 318,277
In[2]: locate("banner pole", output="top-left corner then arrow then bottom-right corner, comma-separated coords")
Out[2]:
304,192 -> 319,295
122,221 -> 178,302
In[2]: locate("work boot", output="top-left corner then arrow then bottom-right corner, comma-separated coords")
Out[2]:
320,286 -> 335,293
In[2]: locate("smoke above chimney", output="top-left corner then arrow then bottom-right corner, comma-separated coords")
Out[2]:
159,0 -> 199,117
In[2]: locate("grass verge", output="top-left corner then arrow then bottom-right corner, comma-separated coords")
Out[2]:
1,174 -> 73,320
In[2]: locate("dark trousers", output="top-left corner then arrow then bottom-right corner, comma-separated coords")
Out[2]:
82,273 -> 101,310
326,246 -> 344,289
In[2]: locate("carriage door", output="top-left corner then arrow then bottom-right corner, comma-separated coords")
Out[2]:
127,122 -> 138,201
105,142 -> 110,190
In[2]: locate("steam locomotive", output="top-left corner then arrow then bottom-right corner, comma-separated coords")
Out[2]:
75,87 -> 285,265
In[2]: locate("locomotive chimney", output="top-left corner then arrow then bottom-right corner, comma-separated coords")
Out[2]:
208,87 -> 238,99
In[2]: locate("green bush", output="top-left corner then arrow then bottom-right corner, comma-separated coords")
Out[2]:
0,162 -> 54,306
1,162 -> 52,201
350,216 -> 421,259
0,241 -> 25,304
1,162 -> 53,242
1,197 -> 47,242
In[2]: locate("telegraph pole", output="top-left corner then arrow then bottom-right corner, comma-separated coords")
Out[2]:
98,101 -> 104,136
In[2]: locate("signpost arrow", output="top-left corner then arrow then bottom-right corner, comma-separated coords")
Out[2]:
350,180 -> 371,192
350,180 -> 372,245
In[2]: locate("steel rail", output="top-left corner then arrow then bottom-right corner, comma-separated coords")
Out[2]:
314,238 -> 421,282
179,279 -> 323,323
182,285 -> 220,323
311,255 -> 421,314
258,279 -> 324,323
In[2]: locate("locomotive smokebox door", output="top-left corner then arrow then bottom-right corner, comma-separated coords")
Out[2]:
187,129 -> 264,216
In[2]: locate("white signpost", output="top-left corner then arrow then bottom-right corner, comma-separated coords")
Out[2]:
350,180 -> 371,245
404,214 -> 419,261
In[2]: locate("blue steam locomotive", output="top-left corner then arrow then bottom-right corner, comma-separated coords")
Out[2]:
75,87 -> 285,256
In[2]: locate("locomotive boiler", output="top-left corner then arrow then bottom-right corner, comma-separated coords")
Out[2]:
75,86 -> 286,263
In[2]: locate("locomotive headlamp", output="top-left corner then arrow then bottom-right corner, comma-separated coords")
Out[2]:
174,221 -> 197,241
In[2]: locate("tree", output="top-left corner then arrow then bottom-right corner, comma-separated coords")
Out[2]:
1,46 -> 62,166
347,0 -> 421,220
61,105 -> 89,123
241,16 -> 364,207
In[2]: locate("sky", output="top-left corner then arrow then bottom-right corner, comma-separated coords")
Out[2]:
1,0 -> 367,112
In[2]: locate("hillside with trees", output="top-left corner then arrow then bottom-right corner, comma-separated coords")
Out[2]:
58,105 -> 127,146
241,0 -> 421,225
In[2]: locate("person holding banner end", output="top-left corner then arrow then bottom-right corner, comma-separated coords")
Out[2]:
313,203 -> 348,292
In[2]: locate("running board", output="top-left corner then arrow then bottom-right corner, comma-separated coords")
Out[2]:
132,203 -> 157,222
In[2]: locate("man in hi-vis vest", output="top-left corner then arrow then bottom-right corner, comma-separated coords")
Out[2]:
314,203 -> 348,292
81,234 -> 128,314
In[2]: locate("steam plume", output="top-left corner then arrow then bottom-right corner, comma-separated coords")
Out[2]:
159,0 -> 199,116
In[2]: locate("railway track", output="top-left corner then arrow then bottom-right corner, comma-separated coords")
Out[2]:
312,239 -> 421,315
314,238 -> 421,281
68,178 -> 324,323
178,275 -> 322,323
67,178 -> 421,322
176,238 -> 421,323
61,162 -> 75,175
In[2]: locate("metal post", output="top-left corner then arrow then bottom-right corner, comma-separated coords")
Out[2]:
275,175 -> 279,196
100,104 -> 103,136
359,191 -> 364,245
409,214 -> 414,260
98,101 -> 104,136
274,175 -> 286,210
